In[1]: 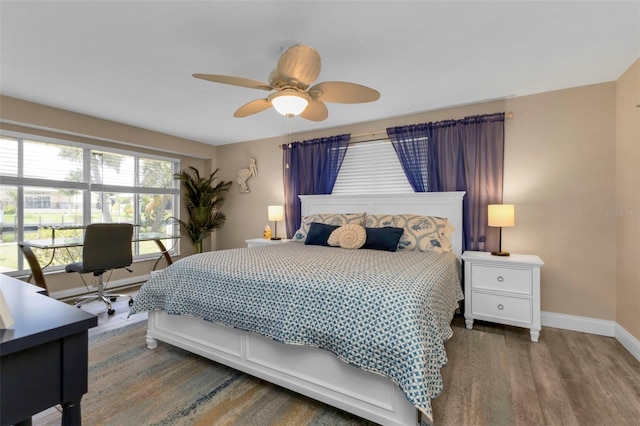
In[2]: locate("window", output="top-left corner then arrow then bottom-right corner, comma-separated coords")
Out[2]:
0,132 -> 180,275
332,139 -> 413,194
25,194 -> 51,209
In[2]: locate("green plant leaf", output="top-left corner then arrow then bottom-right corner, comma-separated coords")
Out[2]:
171,167 -> 232,253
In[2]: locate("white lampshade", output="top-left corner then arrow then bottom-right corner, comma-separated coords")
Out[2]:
269,91 -> 309,117
268,205 -> 284,221
488,204 -> 515,227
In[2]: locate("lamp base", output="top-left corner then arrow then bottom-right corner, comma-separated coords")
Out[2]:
270,220 -> 281,241
491,251 -> 510,256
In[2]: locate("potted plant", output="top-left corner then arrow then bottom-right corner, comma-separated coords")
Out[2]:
173,167 -> 232,254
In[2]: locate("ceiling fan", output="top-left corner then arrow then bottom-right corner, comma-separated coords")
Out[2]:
193,44 -> 380,121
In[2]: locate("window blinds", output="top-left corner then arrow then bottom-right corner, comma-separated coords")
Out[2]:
332,140 -> 413,195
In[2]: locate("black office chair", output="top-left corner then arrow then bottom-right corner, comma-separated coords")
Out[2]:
66,223 -> 134,315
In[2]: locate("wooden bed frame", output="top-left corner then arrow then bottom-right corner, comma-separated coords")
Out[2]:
144,192 -> 465,426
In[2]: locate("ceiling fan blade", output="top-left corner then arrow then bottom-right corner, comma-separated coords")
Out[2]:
299,99 -> 328,122
234,99 -> 272,117
308,81 -> 380,104
193,74 -> 273,91
276,45 -> 321,89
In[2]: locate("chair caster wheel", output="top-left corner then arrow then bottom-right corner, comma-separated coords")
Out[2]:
107,308 -> 115,316
128,299 -> 134,307
110,297 -> 117,302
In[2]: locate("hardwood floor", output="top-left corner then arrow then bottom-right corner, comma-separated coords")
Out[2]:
79,287 -> 147,337
33,296 -> 640,425
436,316 -> 640,426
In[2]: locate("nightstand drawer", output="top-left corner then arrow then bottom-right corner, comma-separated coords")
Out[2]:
471,264 -> 532,294
471,291 -> 532,324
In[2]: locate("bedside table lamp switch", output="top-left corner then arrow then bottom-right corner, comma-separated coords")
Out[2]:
268,205 -> 284,241
488,204 -> 514,256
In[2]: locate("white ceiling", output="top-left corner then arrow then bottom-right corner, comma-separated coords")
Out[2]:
1,1 -> 638,146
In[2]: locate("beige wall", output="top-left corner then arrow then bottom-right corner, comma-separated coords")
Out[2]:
216,81 -> 621,329
0,95 -> 216,294
616,59 -> 640,339
505,83 -> 617,321
0,95 -> 215,160
216,137 -> 286,246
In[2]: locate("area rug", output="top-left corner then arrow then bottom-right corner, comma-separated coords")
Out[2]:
83,320 -> 375,425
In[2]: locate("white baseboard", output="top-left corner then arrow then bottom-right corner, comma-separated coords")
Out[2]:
542,311 -> 640,362
49,274 -> 151,301
541,311 -> 616,337
615,323 -> 640,362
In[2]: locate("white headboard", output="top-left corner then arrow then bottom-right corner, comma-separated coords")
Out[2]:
299,192 -> 466,258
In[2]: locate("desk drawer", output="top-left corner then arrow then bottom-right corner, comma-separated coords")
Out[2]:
471,264 -> 532,294
471,291 -> 532,324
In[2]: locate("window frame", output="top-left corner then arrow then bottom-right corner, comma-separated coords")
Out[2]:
0,130 -> 181,275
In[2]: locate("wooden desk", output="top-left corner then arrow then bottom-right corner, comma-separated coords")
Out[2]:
0,274 -> 98,425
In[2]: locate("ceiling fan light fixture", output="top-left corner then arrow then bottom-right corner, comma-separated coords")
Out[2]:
269,91 -> 309,117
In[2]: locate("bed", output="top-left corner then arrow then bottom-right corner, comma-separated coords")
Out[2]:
130,192 -> 465,425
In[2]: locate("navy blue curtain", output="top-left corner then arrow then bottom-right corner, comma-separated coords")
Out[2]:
282,134 -> 351,238
387,113 -> 505,252
388,124 -> 430,192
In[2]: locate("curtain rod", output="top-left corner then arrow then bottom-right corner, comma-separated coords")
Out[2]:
351,111 -> 515,141
278,111 -> 514,148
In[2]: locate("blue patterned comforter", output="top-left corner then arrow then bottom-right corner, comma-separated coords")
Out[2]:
131,243 -> 463,420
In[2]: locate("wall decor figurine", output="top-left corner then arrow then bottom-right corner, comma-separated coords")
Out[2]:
237,157 -> 257,193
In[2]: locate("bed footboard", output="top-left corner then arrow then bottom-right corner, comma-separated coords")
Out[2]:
146,310 -> 419,426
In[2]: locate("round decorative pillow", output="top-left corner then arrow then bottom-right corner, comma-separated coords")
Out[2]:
327,226 -> 343,247
338,223 -> 366,249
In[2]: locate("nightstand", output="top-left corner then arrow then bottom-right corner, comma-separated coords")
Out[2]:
462,251 -> 544,342
245,238 -> 290,248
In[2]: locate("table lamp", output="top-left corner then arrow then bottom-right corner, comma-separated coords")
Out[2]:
268,205 -> 284,240
488,204 -> 514,256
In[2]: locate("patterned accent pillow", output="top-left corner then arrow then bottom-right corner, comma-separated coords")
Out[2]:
327,226 -> 342,247
440,221 -> 456,252
364,214 -> 448,253
293,212 -> 366,243
337,224 -> 367,249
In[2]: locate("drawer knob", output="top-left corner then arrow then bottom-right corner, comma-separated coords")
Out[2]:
497,304 -> 504,310
497,276 -> 504,282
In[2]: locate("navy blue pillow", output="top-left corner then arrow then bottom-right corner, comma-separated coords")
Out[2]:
305,222 -> 339,246
362,226 -> 404,252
